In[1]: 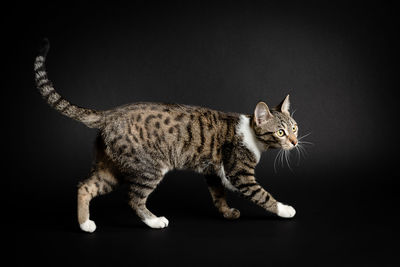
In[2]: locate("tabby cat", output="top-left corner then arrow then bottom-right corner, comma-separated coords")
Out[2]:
35,40 -> 298,233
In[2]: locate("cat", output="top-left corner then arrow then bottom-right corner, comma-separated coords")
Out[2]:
35,39 -> 298,233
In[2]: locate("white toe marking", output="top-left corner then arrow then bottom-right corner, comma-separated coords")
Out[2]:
277,202 -> 296,218
143,216 -> 169,229
80,219 -> 97,233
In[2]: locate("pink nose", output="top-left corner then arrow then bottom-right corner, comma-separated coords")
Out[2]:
289,136 -> 297,146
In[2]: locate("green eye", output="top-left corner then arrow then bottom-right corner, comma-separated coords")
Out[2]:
292,125 -> 297,132
276,129 -> 285,137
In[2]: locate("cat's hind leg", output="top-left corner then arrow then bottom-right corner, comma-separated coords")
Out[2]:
77,168 -> 118,233
127,168 -> 169,229
205,174 -> 240,219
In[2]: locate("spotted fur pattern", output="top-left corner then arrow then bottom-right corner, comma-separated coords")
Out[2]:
35,40 -> 298,232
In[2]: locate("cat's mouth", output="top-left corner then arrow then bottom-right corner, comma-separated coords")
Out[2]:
282,143 -> 296,150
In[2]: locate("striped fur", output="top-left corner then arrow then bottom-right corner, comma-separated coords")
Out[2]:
34,39 -> 104,128
35,40 -> 298,232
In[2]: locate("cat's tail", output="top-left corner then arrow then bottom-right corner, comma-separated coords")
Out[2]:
34,39 -> 104,129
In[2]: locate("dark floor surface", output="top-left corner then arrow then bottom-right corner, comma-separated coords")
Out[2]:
6,170 -> 397,266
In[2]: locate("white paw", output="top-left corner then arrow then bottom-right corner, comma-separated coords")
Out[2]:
80,219 -> 97,233
143,216 -> 169,229
277,202 -> 296,218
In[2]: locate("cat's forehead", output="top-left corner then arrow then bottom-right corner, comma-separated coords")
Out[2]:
271,111 -> 296,127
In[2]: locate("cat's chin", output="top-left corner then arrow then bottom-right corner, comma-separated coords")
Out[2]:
282,145 -> 296,151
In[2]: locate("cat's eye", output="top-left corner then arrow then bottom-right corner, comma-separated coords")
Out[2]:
292,125 -> 297,132
276,129 -> 285,137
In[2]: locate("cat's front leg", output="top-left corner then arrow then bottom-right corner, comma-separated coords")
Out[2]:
204,174 -> 240,219
225,170 -> 295,218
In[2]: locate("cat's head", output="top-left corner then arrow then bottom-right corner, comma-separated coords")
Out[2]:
252,95 -> 298,150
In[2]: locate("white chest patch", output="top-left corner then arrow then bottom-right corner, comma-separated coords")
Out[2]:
161,167 -> 169,176
236,115 -> 264,163
217,165 -> 237,192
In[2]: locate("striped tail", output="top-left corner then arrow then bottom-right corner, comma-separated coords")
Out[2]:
34,39 -> 104,129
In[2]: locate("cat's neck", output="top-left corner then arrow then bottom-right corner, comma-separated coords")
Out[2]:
235,114 -> 265,163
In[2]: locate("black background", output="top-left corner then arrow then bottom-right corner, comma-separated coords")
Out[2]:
4,1 -> 398,266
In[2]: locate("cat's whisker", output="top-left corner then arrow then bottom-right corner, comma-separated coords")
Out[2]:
298,140 -> 314,145
298,143 -> 309,157
273,150 -> 278,173
299,144 -> 311,157
286,151 -> 293,172
295,146 -> 301,166
295,132 -> 313,164
284,149 -> 293,172
274,149 -> 283,173
283,150 -> 287,168
298,132 -> 312,141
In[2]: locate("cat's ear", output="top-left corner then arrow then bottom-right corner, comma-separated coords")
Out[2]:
254,102 -> 273,126
277,94 -> 290,116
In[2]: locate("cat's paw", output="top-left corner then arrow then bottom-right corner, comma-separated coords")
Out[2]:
80,219 -> 97,233
143,216 -> 169,229
277,202 -> 296,218
223,208 -> 241,219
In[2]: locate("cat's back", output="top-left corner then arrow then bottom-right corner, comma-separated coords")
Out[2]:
100,102 -> 240,170
103,102 -> 237,128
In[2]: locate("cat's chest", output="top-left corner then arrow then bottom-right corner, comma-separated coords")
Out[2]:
236,115 -> 263,163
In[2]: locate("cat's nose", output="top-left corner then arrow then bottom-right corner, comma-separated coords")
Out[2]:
289,136 -> 297,146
